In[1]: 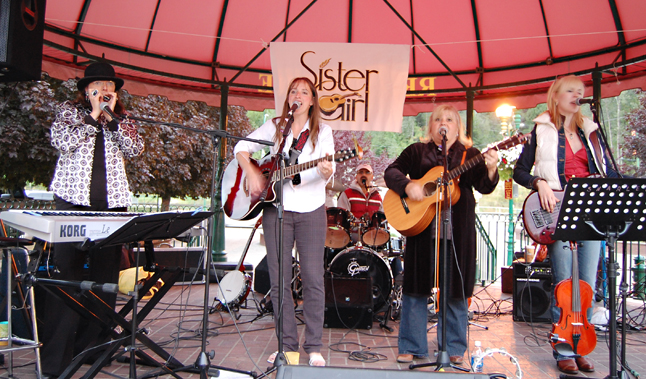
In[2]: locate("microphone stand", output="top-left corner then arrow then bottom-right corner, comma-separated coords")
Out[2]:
121,114 -> 272,379
584,101 -> 631,379
410,132 -> 469,373
262,113 -> 296,372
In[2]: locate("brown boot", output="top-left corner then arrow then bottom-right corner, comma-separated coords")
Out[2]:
557,359 -> 579,375
397,354 -> 413,363
575,356 -> 595,372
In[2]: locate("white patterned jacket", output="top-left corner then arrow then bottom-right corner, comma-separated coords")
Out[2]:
49,101 -> 145,208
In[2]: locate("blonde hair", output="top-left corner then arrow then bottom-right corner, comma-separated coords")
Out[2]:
426,104 -> 472,148
546,75 -> 585,130
272,77 -> 322,149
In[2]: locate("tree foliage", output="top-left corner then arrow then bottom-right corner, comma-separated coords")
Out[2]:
623,89 -> 646,177
0,74 -> 254,203
0,74 -> 73,194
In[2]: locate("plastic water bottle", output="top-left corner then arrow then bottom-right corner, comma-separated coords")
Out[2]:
471,341 -> 484,372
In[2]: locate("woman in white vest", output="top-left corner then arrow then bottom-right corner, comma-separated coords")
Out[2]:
513,75 -> 619,375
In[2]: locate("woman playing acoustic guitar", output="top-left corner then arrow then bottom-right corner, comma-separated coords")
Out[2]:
513,75 -> 619,375
385,104 -> 499,364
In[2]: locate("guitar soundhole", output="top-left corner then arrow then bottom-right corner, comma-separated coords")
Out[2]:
423,182 -> 438,197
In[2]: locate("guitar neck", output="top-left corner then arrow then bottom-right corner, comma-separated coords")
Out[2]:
271,155 -> 333,181
447,154 -> 485,180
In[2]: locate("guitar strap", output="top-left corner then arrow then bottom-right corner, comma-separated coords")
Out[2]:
587,131 -> 607,178
289,129 -> 310,185
455,151 -> 467,184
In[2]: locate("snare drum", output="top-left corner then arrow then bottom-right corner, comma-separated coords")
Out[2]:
325,207 -> 352,249
362,211 -> 390,248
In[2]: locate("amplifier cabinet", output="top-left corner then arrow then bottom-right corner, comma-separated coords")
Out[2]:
324,274 -> 373,329
512,261 -> 553,323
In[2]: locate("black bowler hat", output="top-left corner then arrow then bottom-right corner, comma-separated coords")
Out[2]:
76,62 -> 124,91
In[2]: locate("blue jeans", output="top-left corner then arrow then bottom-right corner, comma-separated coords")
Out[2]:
549,240 -> 601,360
398,293 -> 468,357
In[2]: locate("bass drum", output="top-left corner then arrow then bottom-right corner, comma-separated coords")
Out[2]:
328,246 -> 393,312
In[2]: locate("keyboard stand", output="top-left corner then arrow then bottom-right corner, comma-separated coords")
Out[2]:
31,211 -> 213,379
0,237 -> 42,379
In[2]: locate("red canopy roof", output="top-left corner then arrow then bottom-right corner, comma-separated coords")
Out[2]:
42,0 -> 646,114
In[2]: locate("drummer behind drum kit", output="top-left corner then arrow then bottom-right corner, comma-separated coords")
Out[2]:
323,207 -> 404,329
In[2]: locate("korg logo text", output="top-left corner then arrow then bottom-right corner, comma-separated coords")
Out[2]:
60,224 -> 87,238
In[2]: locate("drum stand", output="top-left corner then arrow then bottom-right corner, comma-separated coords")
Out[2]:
409,132 -> 469,373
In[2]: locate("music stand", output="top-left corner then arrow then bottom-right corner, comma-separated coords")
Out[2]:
51,210 -> 213,379
551,177 -> 646,379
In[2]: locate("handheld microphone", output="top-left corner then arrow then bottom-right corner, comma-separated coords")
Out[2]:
100,102 -> 121,121
362,178 -> 367,187
438,126 -> 448,136
575,97 -> 595,106
91,90 -> 112,102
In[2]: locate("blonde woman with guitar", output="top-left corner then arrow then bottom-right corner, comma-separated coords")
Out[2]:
384,104 -> 499,365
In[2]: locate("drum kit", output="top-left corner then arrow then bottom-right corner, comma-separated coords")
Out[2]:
324,207 -> 404,317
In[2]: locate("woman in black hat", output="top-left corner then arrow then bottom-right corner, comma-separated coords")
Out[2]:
41,62 -> 144,377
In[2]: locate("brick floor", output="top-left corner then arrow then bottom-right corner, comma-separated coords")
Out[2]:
3,224 -> 645,378
3,280 -> 646,379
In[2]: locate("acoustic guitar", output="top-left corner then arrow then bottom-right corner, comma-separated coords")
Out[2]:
383,133 -> 529,236
222,147 -> 362,221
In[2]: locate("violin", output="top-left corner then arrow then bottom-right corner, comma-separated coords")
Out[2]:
550,242 -> 597,357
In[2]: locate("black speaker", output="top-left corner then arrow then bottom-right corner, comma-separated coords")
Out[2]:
0,0 -> 46,82
276,365 -> 490,378
513,261 -> 553,323
323,274 -> 373,329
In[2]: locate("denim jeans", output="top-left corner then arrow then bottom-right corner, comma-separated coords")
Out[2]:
398,293 -> 468,357
548,239 -> 601,360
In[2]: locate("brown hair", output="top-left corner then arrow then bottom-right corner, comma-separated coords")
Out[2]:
272,77 -> 322,149
546,75 -> 585,130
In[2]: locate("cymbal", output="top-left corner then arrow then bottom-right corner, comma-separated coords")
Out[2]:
325,181 -> 346,192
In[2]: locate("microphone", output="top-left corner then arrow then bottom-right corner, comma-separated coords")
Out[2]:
100,102 -> 121,121
438,126 -> 448,136
575,97 -> 595,106
287,101 -> 301,117
90,90 -> 112,102
80,280 -> 120,294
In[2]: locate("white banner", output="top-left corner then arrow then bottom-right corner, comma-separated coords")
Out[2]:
270,42 -> 410,133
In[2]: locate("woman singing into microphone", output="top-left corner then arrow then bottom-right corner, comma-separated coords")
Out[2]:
41,62 -> 144,377
233,77 -> 334,367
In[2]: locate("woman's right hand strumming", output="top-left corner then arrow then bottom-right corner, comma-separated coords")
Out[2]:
236,152 -> 266,197
536,179 -> 559,213
405,181 -> 424,202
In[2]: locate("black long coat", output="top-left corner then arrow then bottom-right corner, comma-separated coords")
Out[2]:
384,141 -> 498,298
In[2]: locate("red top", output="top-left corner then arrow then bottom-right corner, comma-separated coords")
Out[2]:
564,139 -> 591,181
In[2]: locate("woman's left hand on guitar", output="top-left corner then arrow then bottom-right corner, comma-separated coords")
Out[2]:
483,149 -> 499,181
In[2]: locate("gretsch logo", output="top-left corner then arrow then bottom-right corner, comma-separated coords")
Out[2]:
346,258 -> 369,276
